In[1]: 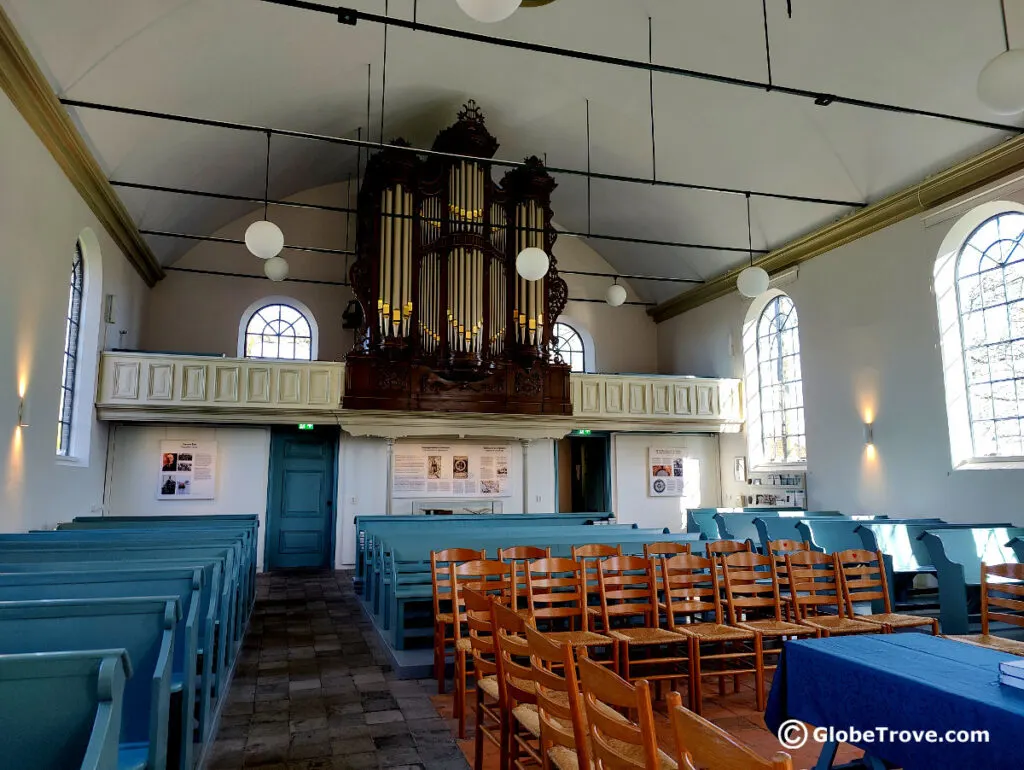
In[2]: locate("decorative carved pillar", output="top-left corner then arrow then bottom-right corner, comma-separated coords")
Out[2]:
521,439 -> 532,513
385,437 -> 396,516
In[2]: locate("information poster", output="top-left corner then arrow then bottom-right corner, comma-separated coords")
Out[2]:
393,443 -> 511,498
158,440 -> 217,500
648,446 -> 699,497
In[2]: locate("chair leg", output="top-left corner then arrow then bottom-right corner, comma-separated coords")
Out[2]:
499,710 -> 510,770
754,634 -> 766,712
456,651 -> 467,740
693,643 -> 704,716
474,688 -> 485,770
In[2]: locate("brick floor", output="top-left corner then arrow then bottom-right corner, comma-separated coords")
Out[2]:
205,571 -> 470,770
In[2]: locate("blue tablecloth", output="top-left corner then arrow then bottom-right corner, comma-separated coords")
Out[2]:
765,634 -> 1024,769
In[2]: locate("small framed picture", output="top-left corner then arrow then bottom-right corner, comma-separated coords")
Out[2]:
733,457 -> 746,483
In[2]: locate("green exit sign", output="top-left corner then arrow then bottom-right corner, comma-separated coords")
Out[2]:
297,423 -> 315,431
573,429 -> 592,436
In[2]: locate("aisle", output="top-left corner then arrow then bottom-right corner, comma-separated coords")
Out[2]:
207,571 -> 470,770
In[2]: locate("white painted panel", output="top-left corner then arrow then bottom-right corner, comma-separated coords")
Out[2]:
278,369 -> 301,404
651,382 -> 672,415
674,384 -> 694,416
112,362 -> 140,400
147,363 -> 174,400
308,369 -> 332,405
181,365 -> 208,401
604,381 -> 625,414
628,382 -> 648,414
213,366 -> 240,402
580,380 -> 601,414
246,367 -> 271,403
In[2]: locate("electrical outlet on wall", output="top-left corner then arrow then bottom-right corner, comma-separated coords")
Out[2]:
535,495 -> 542,502
350,496 -> 358,506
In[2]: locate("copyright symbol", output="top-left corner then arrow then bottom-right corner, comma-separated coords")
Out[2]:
777,719 -> 808,750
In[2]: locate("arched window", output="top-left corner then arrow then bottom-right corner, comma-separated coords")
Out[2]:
743,291 -> 806,467
57,241 -> 84,456
553,322 -> 586,373
936,208 -> 1024,465
241,301 -> 316,360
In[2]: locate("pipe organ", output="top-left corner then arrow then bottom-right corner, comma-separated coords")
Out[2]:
345,102 -> 571,415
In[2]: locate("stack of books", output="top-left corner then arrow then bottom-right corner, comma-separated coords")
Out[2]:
999,659 -> 1024,691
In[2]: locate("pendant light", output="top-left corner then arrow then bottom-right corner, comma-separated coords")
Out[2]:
245,131 -> 286,260
978,1 -> 1024,114
456,0 -> 521,23
605,279 -> 627,307
264,256 -> 290,282
737,193 -> 769,298
516,246 -> 549,281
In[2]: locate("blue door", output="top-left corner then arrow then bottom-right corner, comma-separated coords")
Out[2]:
266,427 -> 338,570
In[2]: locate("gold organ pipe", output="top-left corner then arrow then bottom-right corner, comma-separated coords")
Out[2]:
403,189 -> 412,337
382,188 -> 393,339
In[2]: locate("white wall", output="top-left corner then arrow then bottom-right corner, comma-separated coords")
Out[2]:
0,90 -> 147,533
612,433 -> 722,533
104,424 -> 272,569
657,182 -> 1024,521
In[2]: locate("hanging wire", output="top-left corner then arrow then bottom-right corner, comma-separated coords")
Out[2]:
762,0 -> 774,89
787,0 -> 792,19
746,192 -> 754,267
1001,0 -> 1011,52
648,16 -> 657,181
585,98 -> 592,236
262,130 -> 272,220
380,0 -> 389,143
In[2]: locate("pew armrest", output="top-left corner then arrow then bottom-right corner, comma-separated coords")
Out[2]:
148,602 -> 178,770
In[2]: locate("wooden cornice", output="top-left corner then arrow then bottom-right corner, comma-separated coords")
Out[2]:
650,133 -> 1024,323
0,7 -> 163,286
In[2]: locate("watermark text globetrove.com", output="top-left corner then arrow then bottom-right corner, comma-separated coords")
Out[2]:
776,720 -> 990,750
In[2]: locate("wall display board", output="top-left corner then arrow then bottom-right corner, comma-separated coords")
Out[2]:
648,446 -> 699,498
158,440 -> 217,500
393,443 -> 512,498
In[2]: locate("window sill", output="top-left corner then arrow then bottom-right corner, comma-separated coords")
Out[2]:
55,455 -> 88,468
749,462 -> 807,474
953,457 -> 1024,471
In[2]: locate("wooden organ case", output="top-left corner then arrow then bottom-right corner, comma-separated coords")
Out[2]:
344,102 -> 572,415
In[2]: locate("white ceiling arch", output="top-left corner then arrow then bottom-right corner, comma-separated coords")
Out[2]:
3,0 -> 1021,304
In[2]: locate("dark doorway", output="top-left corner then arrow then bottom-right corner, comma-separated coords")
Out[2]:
557,434 -> 611,513
265,425 -> 338,570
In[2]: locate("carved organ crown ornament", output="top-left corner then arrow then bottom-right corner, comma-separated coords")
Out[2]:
344,102 -> 572,415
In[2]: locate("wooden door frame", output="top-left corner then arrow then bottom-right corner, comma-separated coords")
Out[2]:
264,425 -> 340,571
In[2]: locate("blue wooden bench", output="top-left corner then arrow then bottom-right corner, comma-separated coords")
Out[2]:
714,511 -> 845,547
0,568 -> 203,769
0,649 -> 131,770
752,514 -> 883,551
919,526 -> 1024,634
0,597 -> 179,770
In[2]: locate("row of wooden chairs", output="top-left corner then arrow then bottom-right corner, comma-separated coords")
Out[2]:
463,586 -> 794,770
441,544 -> 938,735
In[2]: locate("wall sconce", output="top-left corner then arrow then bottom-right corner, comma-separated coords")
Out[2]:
864,422 -> 874,446
17,395 -> 29,428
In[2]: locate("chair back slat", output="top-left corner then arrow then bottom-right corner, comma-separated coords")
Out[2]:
785,551 -> 845,618
660,554 -> 723,627
525,625 -> 590,770
461,587 -> 497,680
525,557 -> 587,628
598,556 -> 657,628
499,546 -> 550,606
492,600 -> 535,709
667,691 -> 794,770
578,654 -> 660,770
721,551 -> 784,622
706,540 -> 753,559
644,542 -> 691,558
835,549 -> 891,614
981,562 -> 1024,633
431,548 -> 485,615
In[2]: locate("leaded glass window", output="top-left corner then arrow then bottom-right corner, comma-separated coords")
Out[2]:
553,322 -> 585,373
955,211 -> 1024,458
57,242 -> 83,456
244,304 -> 313,360
756,295 -> 806,464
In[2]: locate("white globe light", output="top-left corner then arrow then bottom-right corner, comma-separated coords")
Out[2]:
978,49 -> 1024,114
456,0 -> 520,23
737,266 -> 770,298
264,256 -> 289,282
516,247 -> 549,281
245,220 -> 284,259
605,283 -> 627,307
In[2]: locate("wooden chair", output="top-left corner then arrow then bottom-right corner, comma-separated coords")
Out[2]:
720,551 -> 815,685
493,600 -> 542,770
784,551 -> 882,637
644,542 -> 691,558
666,691 -> 793,770
597,555 -> 688,687
660,554 -> 762,713
460,587 -> 503,770
524,624 -> 591,770
768,539 -> 810,621
500,546 -> 551,609
432,547 -> 485,693
835,549 -> 939,635
573,543 -> 623,631
524,557 -> 613,657
947,562 -> 1024,655
577,653 -> 678,769
452,559 -> 513,738
705,540 -> 753,560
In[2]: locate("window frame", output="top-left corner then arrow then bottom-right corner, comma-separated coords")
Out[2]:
935,202 -> 1024,470
552,321 -> 587,373
742,289 -> 808,471
56,241 -> 84,458
238,297 -> 319,361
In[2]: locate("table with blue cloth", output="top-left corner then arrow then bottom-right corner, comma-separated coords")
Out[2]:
764,634 -> 1024,769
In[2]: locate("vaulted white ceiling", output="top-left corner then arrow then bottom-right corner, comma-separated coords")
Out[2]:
4,0 -> 1022,304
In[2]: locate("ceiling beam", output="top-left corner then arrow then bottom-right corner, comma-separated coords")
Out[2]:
0,7 -> 163,286
649,134 -> 1024,323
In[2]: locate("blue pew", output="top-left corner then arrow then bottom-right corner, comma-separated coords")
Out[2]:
714,511 -> 847,547
753,515 -> 884,551
0,649 -> 131,770
0,568 -> 203,770
0,597 -> 179,770
920,527 -> 1024,634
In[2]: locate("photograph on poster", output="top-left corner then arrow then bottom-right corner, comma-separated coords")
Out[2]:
162,453 -> 177,471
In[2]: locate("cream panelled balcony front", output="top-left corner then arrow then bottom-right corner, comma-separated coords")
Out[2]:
96,353 -> 741,433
